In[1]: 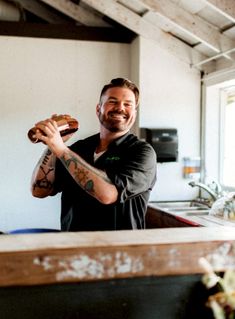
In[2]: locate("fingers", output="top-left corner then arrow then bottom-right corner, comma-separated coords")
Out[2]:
62,133 -> 74,142
33,119 -> 57,143
51,114 -> 71,120
35,118 -> 57,131
33,114 -> 73,143
35,114 -> 70,128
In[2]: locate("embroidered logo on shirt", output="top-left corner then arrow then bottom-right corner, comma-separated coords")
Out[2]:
106,156 -> 120,161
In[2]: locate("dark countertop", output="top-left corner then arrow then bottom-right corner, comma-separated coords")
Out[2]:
148,202 -> 235,227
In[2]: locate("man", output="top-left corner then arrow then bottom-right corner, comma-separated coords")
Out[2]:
31,78 -> 157,231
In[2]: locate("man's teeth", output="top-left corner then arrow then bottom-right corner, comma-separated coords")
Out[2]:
111,113 -> 126,118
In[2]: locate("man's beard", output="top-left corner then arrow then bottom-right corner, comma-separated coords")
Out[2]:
98,111 -> 133,132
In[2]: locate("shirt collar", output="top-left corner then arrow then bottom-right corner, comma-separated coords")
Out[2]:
109,131 -> 131,148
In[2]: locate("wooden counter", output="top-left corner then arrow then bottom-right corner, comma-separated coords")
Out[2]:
1,228 -> 235,319
1,227 -> 235,287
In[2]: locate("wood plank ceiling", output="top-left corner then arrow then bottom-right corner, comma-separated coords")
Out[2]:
1,0 -> 235,74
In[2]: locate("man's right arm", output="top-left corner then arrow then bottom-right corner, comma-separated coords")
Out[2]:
31,148 -> 57,198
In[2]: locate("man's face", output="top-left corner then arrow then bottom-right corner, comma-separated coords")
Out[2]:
96,87 -> 137,133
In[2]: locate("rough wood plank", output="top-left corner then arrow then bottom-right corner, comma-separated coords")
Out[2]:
1,227 -> 235,250
0,228 -> 235,287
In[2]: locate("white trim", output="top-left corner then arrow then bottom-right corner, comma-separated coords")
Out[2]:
94,150 -> 106,162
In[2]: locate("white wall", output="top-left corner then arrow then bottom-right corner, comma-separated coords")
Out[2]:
0,35 -> 202,232
138,37 -> 201,201
0,36 -> 130,232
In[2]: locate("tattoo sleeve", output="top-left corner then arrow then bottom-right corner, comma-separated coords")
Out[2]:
32,148 -> 56,193
59,149 -> 112,197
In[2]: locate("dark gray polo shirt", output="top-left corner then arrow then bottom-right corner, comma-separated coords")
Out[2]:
53,132 -> 157,231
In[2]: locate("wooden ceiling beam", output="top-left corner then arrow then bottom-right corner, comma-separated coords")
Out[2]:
82,0 -> 211,70
141,0 -> 235,55
39,0 -> 110,27
12,0 -> 68,23
203,0 -> 235,23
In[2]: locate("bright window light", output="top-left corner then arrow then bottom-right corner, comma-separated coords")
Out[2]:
220,88 -> 235,188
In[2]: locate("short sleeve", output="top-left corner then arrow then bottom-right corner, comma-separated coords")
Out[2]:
106,141 -> 157,203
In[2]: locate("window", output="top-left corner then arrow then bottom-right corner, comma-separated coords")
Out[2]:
220,87 -> 235,188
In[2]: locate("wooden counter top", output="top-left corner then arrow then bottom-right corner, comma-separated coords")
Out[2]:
0,227 -> 235,287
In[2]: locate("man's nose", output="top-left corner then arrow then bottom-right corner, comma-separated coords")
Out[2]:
114,101 -> 125,110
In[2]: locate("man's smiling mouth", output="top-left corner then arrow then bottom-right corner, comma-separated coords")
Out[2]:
109,113 -> 127,119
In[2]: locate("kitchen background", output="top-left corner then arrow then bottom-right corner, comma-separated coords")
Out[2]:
1,0 -> 235,232
0,35 -> 201,231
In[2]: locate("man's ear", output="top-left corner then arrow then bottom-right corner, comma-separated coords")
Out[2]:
96,103 -> 100,114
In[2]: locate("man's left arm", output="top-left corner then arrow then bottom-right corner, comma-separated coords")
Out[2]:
59,148 -> 118,204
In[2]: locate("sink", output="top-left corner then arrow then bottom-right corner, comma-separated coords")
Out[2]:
168,207 -> 209,212
154,201 -> 194,208
149,201 -> 210,217
151,201 -> 209,211
148,201 -> 235,227
185,210 -> 209,216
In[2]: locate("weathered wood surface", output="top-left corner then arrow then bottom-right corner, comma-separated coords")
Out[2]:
0,227 -> 235,287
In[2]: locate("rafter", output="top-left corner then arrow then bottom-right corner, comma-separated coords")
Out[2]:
141,0 -> 235,55
203,0 -> 235,23
39,0 -> 110,27
82,0 -> 211,70
13,0 -> 68,23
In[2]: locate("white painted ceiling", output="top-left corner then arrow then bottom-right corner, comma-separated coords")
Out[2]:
2,0 -> 235,74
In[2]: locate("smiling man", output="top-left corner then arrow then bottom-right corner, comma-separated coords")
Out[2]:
31,78 -> 157,231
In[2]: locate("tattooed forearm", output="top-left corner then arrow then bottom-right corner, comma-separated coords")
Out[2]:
84,180 -> 95,192
59,150 -> 113,198
60,153 -> 111,184
60,153 -> 95,194
57,148 -> 118,204
42,149 -> 52,165
31,147 -> 56,197
33,166 -> 54,191
62,155 -> 78,170
75,169 -> 95,194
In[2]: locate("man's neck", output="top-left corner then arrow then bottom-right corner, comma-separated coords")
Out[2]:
97,128 -> 128,153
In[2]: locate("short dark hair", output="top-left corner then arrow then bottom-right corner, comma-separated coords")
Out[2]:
100,78 -> 139,106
